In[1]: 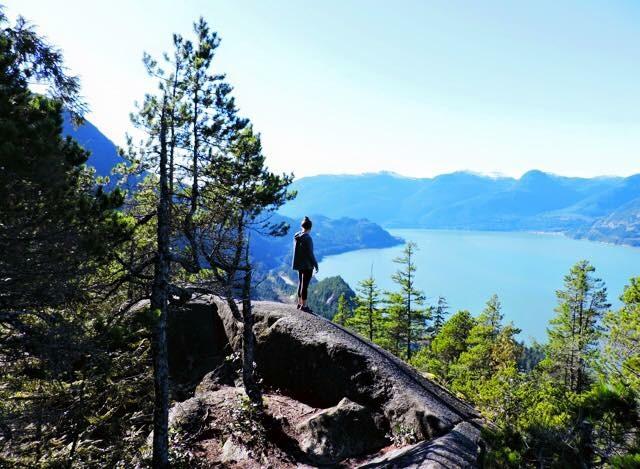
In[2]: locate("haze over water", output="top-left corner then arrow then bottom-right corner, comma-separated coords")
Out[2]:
318,229 -> 640,342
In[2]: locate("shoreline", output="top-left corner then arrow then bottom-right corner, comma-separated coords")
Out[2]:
316,228 -> 640,344
380,227 -> 640,250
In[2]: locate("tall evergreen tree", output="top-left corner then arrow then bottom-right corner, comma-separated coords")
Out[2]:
332,293 -> 352,326
348,276 -> 383,342
124,19 -> 261,466
126,45 -> 190,467
547,260 -> 610,393
411,310 -> 475,382
0,9 -> 126,316
450,295 -> 520,402
430,296 -> 449,338
194,125 -> 293,408
0,10 -> 144,467
602,277 -> 640,396
384,242 -> 428,360
176,18 -> 248,268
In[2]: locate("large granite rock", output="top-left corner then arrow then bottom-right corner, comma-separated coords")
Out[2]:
172,298 -> 484,467
208,298 -> 483,463
296,397 -> 388,464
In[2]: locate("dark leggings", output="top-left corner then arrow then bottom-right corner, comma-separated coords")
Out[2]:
297,269 -> 313,301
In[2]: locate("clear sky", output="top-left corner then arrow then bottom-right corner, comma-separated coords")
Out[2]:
5,0 -> 640,178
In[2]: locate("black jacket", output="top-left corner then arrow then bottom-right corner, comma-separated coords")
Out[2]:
292,231 -> 318,271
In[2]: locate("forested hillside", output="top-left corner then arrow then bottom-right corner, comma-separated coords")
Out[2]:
333,243 -> 640,467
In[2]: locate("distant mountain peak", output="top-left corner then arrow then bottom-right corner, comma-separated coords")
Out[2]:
519,169 -> 560,181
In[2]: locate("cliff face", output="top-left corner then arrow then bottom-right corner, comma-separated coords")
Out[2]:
168,298 -> 483,467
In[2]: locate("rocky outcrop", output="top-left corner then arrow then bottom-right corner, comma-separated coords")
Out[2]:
213,299 -> 480,434
360,420 -> 483,468
169,297 -> 484,467
167,301 -> 233,399
168,386 -> 302,467
296,397 -> 388,464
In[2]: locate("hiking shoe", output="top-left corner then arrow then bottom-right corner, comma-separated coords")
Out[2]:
296,304 -> 302,310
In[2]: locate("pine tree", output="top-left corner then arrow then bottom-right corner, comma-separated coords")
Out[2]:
127,51 -> 183,468
547,260 -> 610,393
411,310 -> 475,382
0,10 -> 145,466
200,126 -> 293,408
384,242 -> 428,360
348,276 -> 383,342
430,296 -> 449,338
450,295 -> 513,395
432,310 -> 476,365
124,20 -> 259,465
443,296 -> 522,420
603,277 -> 640,395
332,293 -> 352,326
0,9 -> 127,316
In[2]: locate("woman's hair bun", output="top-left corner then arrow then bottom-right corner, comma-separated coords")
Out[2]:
301,216 -> 312,230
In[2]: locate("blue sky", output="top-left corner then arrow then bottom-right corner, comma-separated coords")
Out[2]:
5,0 -> 640,178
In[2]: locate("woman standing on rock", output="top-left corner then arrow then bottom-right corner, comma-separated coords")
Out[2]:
292,216 -> 319,313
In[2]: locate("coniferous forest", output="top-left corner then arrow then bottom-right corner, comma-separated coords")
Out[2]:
335,244 -> 640,466
1,8 -> 640,468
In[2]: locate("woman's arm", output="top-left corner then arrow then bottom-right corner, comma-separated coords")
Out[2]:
309,237 -> 319,272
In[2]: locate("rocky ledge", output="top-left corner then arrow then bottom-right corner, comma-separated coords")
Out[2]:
167,298 -> 484,467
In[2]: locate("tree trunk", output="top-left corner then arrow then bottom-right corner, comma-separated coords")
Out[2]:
576,294 -> 585,393
241,239 -> 263,409
568,303 -> 577,391
168,57 -> 180,201
406,253 -> 413,360
406,289 -> 412,359
368,300 -> 373,342
151,97 -> 171,469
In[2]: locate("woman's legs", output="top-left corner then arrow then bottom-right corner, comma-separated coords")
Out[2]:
297,270 -> 304,307
296,269 -> 314,310
300,269 -> 313,306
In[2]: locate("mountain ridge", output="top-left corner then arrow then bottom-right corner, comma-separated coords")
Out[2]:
280,171 -> 640,246
63,115 -> 640,248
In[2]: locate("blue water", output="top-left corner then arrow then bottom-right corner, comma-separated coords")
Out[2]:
317,229 -> 640,342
